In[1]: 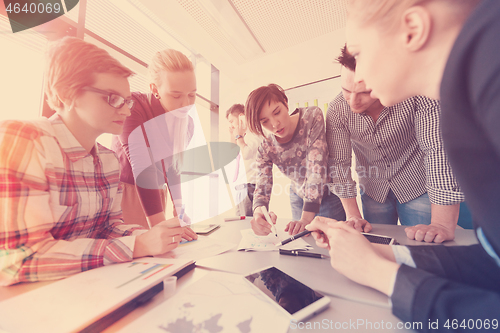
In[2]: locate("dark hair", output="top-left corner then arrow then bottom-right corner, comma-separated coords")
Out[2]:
336,44 -> 356,71
245,84 -> 288,137
225,103 -> 245,119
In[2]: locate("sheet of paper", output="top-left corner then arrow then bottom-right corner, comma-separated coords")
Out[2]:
118,271 -> 290,333
156,235 -> 236,260
0,258 -> 192,333
238,229 -> 313,252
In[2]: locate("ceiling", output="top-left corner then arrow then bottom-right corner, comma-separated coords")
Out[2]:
176,0 -> 347,64
138,0 -> 347,103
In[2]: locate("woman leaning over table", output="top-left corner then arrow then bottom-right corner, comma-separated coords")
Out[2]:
111,49 -> 197,242
245,84 -> 345,237
307,0 -> 500,331
0,37 -> 184,285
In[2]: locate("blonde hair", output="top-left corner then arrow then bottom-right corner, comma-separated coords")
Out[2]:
45,37 -> 133,112
149,49 -> 194,86
148,49 -> 195,173
347,0 -> 479,32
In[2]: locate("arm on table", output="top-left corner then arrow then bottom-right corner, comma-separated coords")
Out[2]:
325,99 -> 370,231
392,264 -> 500,330
405,203 -> 460,243
251,140 -> 275,235
133,219 -> 185,258
0,122 -> 139,285
339,197 -> 372,232
144,212 -> 197,241
414,96 -> 464,242
286,107 -> 329,235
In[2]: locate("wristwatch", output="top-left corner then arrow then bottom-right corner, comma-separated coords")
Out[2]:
235,135 -> 244,140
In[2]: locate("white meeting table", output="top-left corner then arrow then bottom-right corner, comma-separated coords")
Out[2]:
0,217 -> 478,333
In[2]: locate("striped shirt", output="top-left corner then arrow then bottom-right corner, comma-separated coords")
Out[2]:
326,93 -> 464,205
0,115 -> 146,285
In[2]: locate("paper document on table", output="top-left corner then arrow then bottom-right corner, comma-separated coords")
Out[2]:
118,271 -> 289,333
238,229 -> 313,252
0,258 -> 193,333
156,235 -> 236,260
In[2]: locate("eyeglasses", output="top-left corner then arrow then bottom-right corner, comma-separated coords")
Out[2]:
82,86 -> 135,110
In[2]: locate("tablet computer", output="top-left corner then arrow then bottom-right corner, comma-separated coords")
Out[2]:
244,266 -> 330,321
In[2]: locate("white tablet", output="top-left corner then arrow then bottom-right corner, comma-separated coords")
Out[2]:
244,266 -> 330,321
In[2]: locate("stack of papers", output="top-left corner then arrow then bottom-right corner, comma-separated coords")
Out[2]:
238,229 -> 313,252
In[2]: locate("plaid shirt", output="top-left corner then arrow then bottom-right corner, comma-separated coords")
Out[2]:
0,115 -> 146,285
327,94 -> 464,205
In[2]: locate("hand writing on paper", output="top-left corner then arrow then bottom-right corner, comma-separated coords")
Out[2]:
133,220 -> 184,258
251,209 -> 277,236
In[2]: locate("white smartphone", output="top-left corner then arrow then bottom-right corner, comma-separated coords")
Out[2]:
362,232 -> 400,245
190,223 -> 220,234
244,266 -> 330,321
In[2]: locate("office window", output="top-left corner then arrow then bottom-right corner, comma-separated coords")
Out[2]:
286,77 -> 341,115
0,15 -> 47,121
1,1 -> 224,218
85,0 -> 191,66
83,0 -> 217,151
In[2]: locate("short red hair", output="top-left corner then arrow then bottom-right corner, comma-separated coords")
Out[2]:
45,37 -> 134,112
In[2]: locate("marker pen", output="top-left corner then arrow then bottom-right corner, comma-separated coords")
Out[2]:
224,216 -> 246,222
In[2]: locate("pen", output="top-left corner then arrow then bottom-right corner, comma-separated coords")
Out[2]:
260,206 -> 278,238
279,249 -> 328,259
224,216 -> 246,222
275,229 -> 311,247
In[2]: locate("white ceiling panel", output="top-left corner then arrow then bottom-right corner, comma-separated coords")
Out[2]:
137,0 -> 347,89
176,0 -> 347,64
231,0 -> 347,54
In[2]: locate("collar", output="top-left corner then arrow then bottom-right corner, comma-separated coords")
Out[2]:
360,106 -> 388,117
49,114 -> 99,162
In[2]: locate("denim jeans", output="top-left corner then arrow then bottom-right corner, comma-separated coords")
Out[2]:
235,183 -> 255,217
361,191 -> 430,226
361,190 -> 473,228
289,186 -> 346,221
